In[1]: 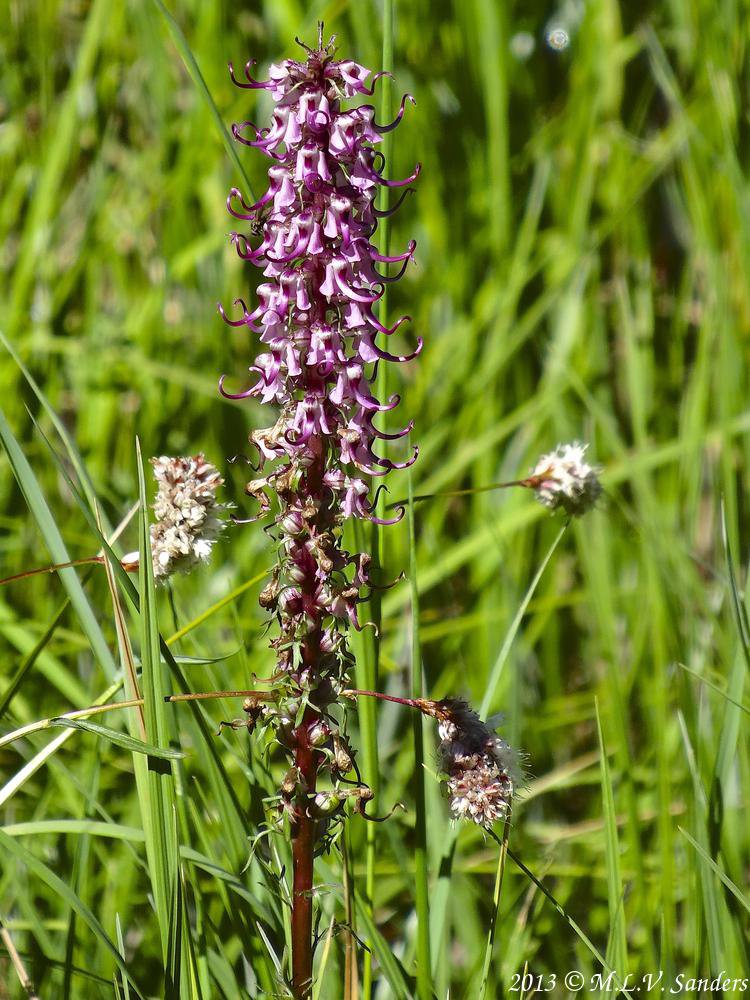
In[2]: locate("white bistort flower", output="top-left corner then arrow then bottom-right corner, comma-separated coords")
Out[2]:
435,698 -> 517,829
530,441 -> 602,516
148,454 -> 229,579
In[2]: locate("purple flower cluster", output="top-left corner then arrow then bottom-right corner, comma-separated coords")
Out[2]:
220,31 -> 418,789
221,40 -> 419,511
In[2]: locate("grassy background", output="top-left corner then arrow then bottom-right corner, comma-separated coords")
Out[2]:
2,0 -> 750,996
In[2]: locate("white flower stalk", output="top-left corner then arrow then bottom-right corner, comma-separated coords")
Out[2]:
436,699 -> 517,829
530,441 -> 602,516
150,454 -> 229,578
123,454 -> 230,580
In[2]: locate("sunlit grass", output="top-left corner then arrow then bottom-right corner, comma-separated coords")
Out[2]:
2,0 -> 749,996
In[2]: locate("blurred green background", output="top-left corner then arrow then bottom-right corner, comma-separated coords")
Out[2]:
1,0 -> 749,997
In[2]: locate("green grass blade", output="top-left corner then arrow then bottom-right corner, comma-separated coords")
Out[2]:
354,890 -> 413,1000
135,439 -> 180,969
676,712 -> 728,971
0,828 -> 146,998
677,663 -> 750,715
151,0 -> 256,200
3,0 -> 108,337
351,517 -> 380,997
0,330 -> 107,523
0,404 -> 118,681
506,846 -> 634,1000
479,524 -> 567,719
2,820 -> 145,842
115,914 -> 131,1000
407,468 -> 432,999
595,698 -> 628,974
0,597 -> 70,721
50,717 -> 186,760
478,817 -> 511,1000
429,525 -> 566,965
679,827 -> 750,915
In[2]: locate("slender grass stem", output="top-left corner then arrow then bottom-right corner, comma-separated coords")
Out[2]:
0,556 -> 105,587
408,472 -> 432,997
479,814 -> 511,1000
386,474 -> 552,510
164,690 -> 272,703
0,690 -> 139,750
0,921 -> 40,1000
362,3 -> 394,992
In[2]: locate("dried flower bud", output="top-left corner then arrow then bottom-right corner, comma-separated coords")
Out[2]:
280,511 -> 305,536
259,573 -> 282,609
530,442 -> 602,516
332,734 -> 354,775
281,766 -> 302,797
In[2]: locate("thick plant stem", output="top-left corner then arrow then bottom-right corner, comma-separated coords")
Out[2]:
291,440 -> 325,999
291,715 -> 317,999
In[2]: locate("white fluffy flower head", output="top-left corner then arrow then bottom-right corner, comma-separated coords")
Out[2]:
149,454 -> 229,579
435,699 -> 518,829
531,441 -> 602,516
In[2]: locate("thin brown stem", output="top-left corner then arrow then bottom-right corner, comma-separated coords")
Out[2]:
164,689 -> 273,703
342,687 -> 431,712
386,475 -> 546,509
0,922 -> 39,999
0,556 -> 104,587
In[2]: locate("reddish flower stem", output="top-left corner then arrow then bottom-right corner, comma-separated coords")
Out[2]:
291,711 -> 318,999
0,556 -> 104,587
290,437 -> 325,999
343,688 -> 430,712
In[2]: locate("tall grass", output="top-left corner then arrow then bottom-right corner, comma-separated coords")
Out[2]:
1,0 -> 749,996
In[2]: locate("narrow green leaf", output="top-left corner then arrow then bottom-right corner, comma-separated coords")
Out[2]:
677,663 -> 750,715
50,718 -> 186,760
431,526 -> 568,962
507,846 -> 634,999
354,891 -> 413,1000
478,818 -> 511,1000
0,330 -> 106,523
407,465 -> 432,999
0,598 -> 70,721
480,523 -> 567,719
151,0 -> 256,200
0,404 -> 118,681
676,712 -> 727,970
2,820 -> 145,842
595,699 -> 628,973
679,827 -> 750,915
0,828 -> 145,997
136,438 -> 179,966
115,914 -> 131,1000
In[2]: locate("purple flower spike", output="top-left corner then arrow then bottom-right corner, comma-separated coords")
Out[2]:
222,32 -> 418,948
223,27 -> 418,688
